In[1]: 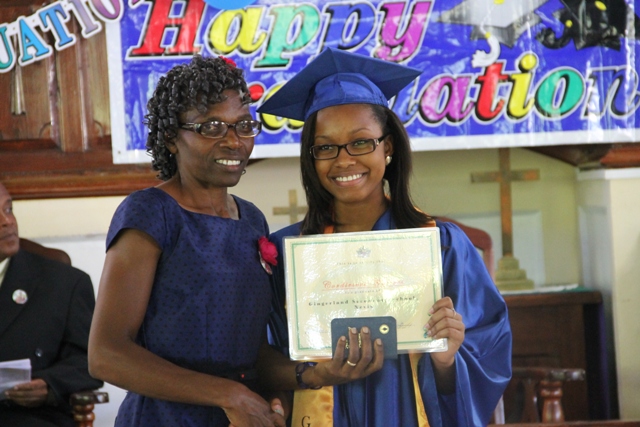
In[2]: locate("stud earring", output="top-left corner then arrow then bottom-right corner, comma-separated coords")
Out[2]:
385,156 -> 392,166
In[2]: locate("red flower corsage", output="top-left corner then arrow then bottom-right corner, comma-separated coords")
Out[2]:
258,236 -> 278,274
219,55 -> 236,68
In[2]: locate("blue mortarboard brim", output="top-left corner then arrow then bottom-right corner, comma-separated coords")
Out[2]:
257,48 -> 422,121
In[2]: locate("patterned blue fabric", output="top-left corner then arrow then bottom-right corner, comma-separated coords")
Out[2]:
107,188 -> 272,427
269,210 -> 512,427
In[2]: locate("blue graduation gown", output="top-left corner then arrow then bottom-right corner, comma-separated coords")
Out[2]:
268,210 -> 512,427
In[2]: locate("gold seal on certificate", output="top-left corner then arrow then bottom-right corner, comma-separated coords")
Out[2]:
283,228 -> 447,360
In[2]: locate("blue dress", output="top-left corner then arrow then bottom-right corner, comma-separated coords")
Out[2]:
268,210 -> 512,427
106,188 -> 273,427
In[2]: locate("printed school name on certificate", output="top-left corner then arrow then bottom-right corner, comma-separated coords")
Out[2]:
283,228 -> 447,360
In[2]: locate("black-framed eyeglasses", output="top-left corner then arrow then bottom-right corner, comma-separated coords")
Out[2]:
310,134 -> 388,160
179,119 -> 262,139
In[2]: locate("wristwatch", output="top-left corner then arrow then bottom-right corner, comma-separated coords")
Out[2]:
295,362 -> 321,390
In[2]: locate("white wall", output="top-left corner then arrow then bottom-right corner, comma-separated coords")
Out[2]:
409,148 -> 580,287
577,169 -> 640,419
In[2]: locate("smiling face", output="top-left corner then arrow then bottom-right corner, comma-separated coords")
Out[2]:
168,89 -> 255,189
312,103 -> 393,207
0,184 -> 19,262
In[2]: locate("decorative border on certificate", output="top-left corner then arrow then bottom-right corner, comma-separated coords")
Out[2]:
284,228 -> 446,360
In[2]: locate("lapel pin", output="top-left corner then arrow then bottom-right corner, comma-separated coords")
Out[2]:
12,289 -> 28,304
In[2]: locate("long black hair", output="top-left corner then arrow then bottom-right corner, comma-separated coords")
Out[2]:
144,55 -> 251,180
298,104 -> 431,235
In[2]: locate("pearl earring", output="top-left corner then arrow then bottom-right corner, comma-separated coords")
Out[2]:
385,156 -> 392,166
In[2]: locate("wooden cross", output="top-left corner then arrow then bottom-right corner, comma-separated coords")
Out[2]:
471,148 -> 539,257
273,189 -> 308,224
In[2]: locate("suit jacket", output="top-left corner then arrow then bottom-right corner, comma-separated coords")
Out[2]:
0,249 -> 103,422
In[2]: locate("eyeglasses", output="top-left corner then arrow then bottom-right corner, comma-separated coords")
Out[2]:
310,134 -> 388,160
179,119 -> 262,139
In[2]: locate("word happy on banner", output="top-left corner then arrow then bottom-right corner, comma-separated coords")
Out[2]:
0,0 -> 124,71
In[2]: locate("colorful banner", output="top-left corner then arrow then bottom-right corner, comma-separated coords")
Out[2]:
105,0 -> 640,163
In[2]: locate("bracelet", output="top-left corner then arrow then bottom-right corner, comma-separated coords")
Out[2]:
295,362 -> 321,390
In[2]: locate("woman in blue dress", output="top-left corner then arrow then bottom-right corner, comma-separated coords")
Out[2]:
257,48 -> 512,427
88,56 -> 286,427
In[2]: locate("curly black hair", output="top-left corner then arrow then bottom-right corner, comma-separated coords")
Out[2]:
144,55 -> 251,180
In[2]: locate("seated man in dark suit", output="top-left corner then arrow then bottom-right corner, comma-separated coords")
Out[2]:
0,183 -> 103,427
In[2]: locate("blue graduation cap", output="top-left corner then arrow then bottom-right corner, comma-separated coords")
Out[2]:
257,48 -> 421,121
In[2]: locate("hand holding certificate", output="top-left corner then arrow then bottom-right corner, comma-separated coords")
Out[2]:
283,228 -> 447,360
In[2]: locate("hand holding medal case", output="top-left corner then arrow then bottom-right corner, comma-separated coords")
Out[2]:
331,316 -> 398,360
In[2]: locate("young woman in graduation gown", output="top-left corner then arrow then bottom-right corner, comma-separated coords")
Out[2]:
257,48 -> 512,427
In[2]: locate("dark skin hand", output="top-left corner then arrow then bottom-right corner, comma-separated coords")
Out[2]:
225,394 -> 285,427
268,395 -> 286,418
309,297 -> 463,393
311,326 -> 384,385
257,326 -> 384,394
230,397 -> 285,427
4,379 -> 48,407
254,331 -> 383,426
257,298 -> 462,414
424,296 -> 465,394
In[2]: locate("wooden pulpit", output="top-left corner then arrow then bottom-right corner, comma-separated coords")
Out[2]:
503,290 -> 611,421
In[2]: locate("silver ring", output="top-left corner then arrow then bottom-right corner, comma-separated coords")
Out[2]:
346,360 -> 357,367
452,307 -> 457,318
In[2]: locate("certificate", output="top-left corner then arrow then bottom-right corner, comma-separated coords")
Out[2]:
283,228 -> 446,360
